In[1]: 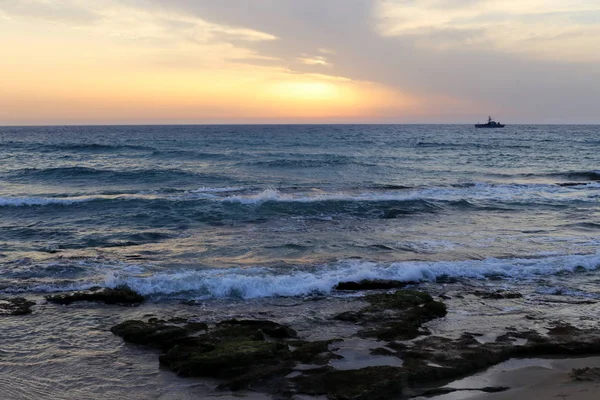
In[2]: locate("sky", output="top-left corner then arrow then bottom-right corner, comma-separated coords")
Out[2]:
1,0 -> 599,125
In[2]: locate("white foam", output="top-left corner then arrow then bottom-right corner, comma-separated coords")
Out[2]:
224,188 -> 294,204
102,252 -> 600,300
219,183 -> 599,206
3,182 -> 596,207
190,186 -> 245,193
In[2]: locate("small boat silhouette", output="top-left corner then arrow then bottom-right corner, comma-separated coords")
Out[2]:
475,116 -> 505,128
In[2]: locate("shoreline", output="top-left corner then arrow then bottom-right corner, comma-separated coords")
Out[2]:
421,356 -> 600,400
2,280 -> 600,399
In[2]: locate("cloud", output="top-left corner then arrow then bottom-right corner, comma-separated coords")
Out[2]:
298,55 -> 330,66
1,0 -> 599,123
0,0 -> 277,45
375,0 -> 600,61
0,0 -> 100,24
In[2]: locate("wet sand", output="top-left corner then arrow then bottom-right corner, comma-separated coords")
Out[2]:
422,357 -> 600,400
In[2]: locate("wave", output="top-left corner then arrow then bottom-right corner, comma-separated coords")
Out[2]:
2,142 -> 155,152
220,183 -> 597,207
495,170 -> 600,182
5,167 -> 227,185
47,143 -> 155,152
3,253 -> 599,300
97,252 -> 600,299
3,180 -> 596,214
149,150 -> 232,161
241,156 -> 373,169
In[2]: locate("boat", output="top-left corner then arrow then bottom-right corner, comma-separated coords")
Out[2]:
475,116 -> 505,128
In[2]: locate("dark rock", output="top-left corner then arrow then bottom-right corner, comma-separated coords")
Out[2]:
334,290 -> 447,341
414,386 -> 509,397
471,290 -> 523,299
0,297 -> 35,315
334,279 -> 413,291
399,323 -> 600,394
46,286 -> 144,305
110,320 -> 193,351
292,366 -> 407,400
570,367 -> 600,382
216,319 -> 297,339
160,339 -> 290,379
112,317 -> 302,390
435,274 -> 459,284
289,339 -> 343,364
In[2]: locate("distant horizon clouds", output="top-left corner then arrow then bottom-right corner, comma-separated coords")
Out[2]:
1,0 -> 599,124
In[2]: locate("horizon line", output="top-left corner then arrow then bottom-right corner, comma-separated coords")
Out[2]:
2,122 -> 600,128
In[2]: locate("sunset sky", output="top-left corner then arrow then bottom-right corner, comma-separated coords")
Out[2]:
1,0 -> 599,125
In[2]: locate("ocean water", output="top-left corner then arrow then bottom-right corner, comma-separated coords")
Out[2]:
1,124 -> 600,300
2,124 -> 600,399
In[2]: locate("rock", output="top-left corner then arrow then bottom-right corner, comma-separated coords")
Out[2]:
334,290 -> 448,341
46,286 -> 144,305
435,274 -> 459,284
110,305 -> 600,400
570,367 -> 600,382
110,320 -> 194,351
292,366 -> 407,400
112,317 -> 303,390
216,319 -> 297,339
160,339 -> 290,379
334,280 -> 414,291
289,339 -> 343,364
471,290 -> 523,299
0,297 -> 35,315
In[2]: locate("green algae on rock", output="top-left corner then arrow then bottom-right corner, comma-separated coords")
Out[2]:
111,317 -> 324,391
335,289 -> 447,340
292,365 -> 407,400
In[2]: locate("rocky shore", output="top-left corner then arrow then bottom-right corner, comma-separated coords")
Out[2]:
4,282 -> 600,399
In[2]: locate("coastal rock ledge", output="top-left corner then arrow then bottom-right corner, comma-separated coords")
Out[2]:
109,289 -> 600,399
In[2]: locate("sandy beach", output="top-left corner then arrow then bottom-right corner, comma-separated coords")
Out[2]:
419,357 -> 600,400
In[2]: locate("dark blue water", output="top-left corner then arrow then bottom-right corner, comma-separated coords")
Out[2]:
1,125 -> 599,299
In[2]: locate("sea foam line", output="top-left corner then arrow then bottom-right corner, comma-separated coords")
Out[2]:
102,252 -> 600,300
219,183 -> 598,205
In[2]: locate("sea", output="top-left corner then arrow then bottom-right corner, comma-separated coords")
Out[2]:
1,124 -> 599,399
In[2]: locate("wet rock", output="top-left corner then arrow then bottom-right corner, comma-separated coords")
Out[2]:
570,367 -> 600,382
46,286 -> 144,305
160,339 -> 290,379
112,317 -> 304,391
435,274 -> 459,284
399,323 -> 600,392
0,297 -> 35,315
110,320 -> 194,351
471,290 -> 523,299
290,339 -> 343,364
413,386 -> 509,397
292,366 -> 407,400
334,280 -> 414,291
335,290 -> 447,341
216,319 -> 297,339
